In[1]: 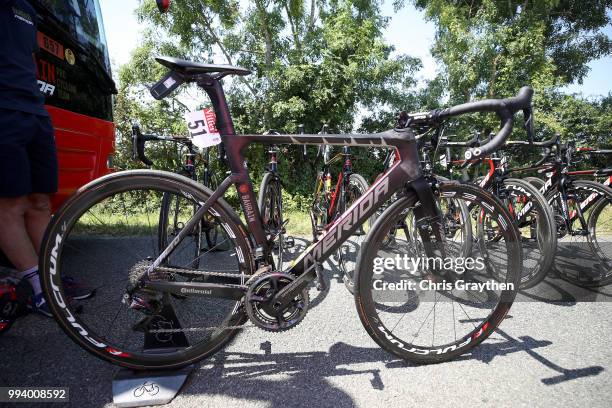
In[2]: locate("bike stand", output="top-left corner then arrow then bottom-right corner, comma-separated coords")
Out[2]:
112,302 -> 195,407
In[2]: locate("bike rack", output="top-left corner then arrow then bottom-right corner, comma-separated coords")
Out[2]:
112,302 -> 195,407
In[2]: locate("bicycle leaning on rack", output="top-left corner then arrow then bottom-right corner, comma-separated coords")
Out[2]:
507,136 -> 612,286
39,56 -> 532,370
309,124 -> 370,275
132,124 -> 230,268
257,129 -> 296,271
439,135 -> 557,289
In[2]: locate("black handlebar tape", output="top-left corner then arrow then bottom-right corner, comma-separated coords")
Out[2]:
131,125 -> 154,166
533,148 -> 552,167
434,86 -> 533,160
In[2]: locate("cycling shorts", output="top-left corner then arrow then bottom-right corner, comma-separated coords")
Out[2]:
0,108 -> 58,197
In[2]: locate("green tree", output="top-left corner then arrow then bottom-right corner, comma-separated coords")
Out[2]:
410,0 -> 612,100
115,0 -> 423,196
402,0 -> 611,145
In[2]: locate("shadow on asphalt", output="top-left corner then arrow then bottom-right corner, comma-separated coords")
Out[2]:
179,330 -> 603,408
185,342 -> 393,407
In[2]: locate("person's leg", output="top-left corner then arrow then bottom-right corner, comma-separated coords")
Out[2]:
0,197 -> 37,271
27,114 -> 94,301
24,193 -> 52,254
0,110 -> 52,316
0,197 -> 50,316
0,109 -> 36,271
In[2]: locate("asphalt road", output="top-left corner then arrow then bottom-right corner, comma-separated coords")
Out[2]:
0,236 -> 611,408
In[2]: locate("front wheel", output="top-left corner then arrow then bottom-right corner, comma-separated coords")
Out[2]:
355,182 -> 521,364
258,172 -> 284,270
39,170 -> 254,370
478,178 -> 557,289
557,180 -> 612,287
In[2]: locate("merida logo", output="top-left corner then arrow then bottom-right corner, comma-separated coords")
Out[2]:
180,287 -> 212,295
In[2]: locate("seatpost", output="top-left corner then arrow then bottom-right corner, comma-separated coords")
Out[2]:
196,74 -> 268,252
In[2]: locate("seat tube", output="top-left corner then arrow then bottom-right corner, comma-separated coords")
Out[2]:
199,78 -> 269,251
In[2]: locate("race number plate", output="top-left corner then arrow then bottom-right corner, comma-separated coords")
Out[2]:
184,108 -> 221,148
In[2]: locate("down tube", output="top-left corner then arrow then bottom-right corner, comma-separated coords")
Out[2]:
287,158 -> 422,277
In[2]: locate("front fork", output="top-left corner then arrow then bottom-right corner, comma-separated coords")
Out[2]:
408,177 -> 448,269
558,177 -> 588,236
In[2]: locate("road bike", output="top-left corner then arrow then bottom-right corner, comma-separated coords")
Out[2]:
309,125 -> 370,275
257,130 -> 297,271
439,136 -> 557,289
39,56 -> 531,369
506,136 -> 612,286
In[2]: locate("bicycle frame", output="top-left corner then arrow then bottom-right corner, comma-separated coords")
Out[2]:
509,160 -> 604,234
144,74 -> 438,306
314,146 -> 355,221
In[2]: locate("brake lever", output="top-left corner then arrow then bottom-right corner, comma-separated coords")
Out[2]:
523,106 -> 535,143
131,123 -> 154,166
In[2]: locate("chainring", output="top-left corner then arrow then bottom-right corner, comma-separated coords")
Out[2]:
245,272 -> 309,332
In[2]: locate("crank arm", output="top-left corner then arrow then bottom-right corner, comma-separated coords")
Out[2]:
270,269 -> 317,310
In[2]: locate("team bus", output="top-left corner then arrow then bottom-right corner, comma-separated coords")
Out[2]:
32,0 -> 117,210
0,0 -> 116,267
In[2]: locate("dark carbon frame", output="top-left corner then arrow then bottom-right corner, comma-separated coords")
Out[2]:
146,74 -> 440,304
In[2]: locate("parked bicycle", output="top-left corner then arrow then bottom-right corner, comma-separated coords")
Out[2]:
507,136 -> 612,286
132,124 -> 230,269
438,135 -> 557,289
39,56 -> 531,369
257,130 -> 295,271
310,125 -> 370,275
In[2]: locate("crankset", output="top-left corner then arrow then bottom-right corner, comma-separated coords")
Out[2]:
245,272 -> 309,332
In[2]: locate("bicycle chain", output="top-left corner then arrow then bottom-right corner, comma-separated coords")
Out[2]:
154,265 -> 246,279
148,323 -> 256,333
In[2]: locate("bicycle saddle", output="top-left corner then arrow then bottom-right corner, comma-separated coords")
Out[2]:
155,56 -> 251,76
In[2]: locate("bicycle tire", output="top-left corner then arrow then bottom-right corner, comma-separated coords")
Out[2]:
525,176 -> 545,192
39,170 -> 254,370
558,180 -> 612,287
158,192 -> 203,269
258,171 -> 284,270
478,178 -> 557,289
338,173 -> 369,290
355,182 -> 521,364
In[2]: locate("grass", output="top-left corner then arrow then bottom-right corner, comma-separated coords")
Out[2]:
64,199 -> 612,238
283,210 -> 313,237
71,206 -> 315,238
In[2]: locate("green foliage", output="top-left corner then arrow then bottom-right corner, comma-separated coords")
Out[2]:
114,0 -> 422,200
112,0 -> 612,214
407,0 -> 612,154
413,0 -> 612,99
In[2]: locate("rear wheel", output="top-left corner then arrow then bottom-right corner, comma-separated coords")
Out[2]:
355,183 -> 521,364
337,173 -> 369,291
525,176 -> 545,192
39,170 -> 254,370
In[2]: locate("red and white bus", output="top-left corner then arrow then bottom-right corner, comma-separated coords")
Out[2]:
32,0 -> 116,210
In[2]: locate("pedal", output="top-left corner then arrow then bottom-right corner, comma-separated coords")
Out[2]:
314,262 -> 327,292
283,236 -> 295,249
